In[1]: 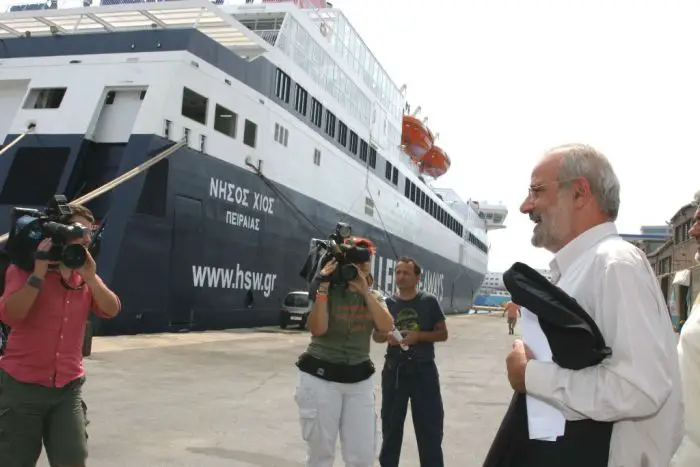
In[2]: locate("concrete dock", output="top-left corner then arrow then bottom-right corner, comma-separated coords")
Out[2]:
37,313 -> 517,467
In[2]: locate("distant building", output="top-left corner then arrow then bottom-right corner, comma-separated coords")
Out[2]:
620,225 -> 670,256
641,201 -> 699,330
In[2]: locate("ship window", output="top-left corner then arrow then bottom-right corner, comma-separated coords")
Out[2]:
136,158 -> 168,218
313,148 -> 321,166
410,183 -> 416,202
199,134 -> 206,153
404,179 -> 410,197
274,68 -> 291,104
392,167 -> 398,186
244,120 -> 257,148
359,140 -> 368,162
337,121 -> 348,147
368,147 -> 377,168
214,104 -> 237,138
181,87 -> 207,125
163,119 -> 172,139
310,98 -> 322,127
325,111 -> 336,138
0,147 -> 69,204
23,87 -> 67,109
294,85 -> 308,116
274,123 -> 289,147
349,131 -> 358,155
384,161 -> 392,181
105,91 -> 115,105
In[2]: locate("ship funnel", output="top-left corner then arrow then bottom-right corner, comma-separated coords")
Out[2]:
411,106 -> 421,117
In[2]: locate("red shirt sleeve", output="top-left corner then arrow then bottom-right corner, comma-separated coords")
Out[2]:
0,265 -> 31,327
90,291 -> 122,319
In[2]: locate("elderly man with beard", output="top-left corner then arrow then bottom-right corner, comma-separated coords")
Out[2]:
505,143 -> 683,466
671,190 -> 700,467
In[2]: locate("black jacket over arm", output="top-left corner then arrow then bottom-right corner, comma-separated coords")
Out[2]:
482,262 -> 614,467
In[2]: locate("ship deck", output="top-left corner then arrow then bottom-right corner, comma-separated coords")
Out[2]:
36,314 -> 514,466
0,0 -> 268,58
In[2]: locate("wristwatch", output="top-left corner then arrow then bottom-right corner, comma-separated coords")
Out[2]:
26,274 -> 43,290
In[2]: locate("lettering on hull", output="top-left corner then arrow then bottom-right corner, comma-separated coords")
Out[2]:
209,177 -> 275,214
225,211 -> 260,231
192,264 -> 278,298
370,255 -> 445,302
210,177 -> 276,232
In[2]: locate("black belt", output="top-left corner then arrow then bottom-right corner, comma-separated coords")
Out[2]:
296,352 -> 375,384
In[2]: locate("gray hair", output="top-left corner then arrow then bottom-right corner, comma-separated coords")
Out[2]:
547,143 -> 621,221
693,190 -> 700,208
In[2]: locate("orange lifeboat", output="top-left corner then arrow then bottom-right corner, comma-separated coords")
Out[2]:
420,145 -> 451,178
401,115 -> 434,161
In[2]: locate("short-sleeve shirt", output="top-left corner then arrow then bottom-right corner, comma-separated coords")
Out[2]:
385,291 -> 445,360
0,265 -> 120,388
305,283 -> 386,365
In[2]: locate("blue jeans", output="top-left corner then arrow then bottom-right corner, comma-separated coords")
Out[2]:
378,358 -> 444,467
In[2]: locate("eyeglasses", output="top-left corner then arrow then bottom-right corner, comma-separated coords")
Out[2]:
527,178 -> 580,198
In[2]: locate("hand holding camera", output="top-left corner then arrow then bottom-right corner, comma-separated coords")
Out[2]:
346,265 -> 369,294
33,238 -> 53,277
318,258 -> 337,280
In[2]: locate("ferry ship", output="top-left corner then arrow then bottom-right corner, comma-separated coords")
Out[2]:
0,0 -> 505,335
474,268 -> 554,308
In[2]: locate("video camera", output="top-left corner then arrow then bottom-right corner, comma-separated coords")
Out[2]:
305,222 -> 372,287
5,194 -> 102,272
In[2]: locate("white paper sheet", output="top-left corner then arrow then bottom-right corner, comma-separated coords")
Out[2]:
520,306 -> 566,441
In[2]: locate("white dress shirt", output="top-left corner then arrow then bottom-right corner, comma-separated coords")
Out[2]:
671,293 -> 700,467
524,222 -> 684,467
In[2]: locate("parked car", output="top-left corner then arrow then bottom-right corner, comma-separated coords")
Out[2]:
280,291 -> 311,329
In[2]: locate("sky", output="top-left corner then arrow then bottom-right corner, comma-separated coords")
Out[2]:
334,0 -> 698,273
1,0 -> 696,273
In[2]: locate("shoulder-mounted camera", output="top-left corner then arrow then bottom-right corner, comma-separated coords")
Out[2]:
5,194 -> 105,271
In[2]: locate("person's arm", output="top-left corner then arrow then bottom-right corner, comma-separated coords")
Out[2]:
525,260 -> 674,422
0,265 -> 36,326
372,328 -> 388,343
364,290 -> 394,333
307,280 -> 330,337
87,275 -> 121,318
416,296 -> 448,343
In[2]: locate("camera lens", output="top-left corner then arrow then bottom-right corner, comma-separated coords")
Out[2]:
340,264 -> 358,282
61,244 -> 87,269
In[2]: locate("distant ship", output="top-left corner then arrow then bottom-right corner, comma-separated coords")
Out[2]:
474,268 -> 554,308
0,0 -> 507,334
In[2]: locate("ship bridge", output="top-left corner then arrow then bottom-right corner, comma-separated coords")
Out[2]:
471,201 -> 508,231
0,0 -> 270,59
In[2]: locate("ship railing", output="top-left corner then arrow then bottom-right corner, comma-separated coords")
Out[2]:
251,28 -> 278,46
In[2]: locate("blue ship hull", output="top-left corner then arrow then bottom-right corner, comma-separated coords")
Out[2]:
473,293 -> 510,308
0,133 -> 484,335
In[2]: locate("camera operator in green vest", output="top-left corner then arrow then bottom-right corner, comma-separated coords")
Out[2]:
294,236 -> 394,467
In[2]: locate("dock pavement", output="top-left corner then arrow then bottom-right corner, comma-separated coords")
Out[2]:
37,313 -> 517,467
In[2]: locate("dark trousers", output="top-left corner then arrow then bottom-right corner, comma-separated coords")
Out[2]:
378,358 -> 444,467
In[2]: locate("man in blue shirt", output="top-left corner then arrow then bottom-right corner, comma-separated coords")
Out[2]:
372,256 -> 448,467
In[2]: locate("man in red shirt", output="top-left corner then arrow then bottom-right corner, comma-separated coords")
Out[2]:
0,204 -> 121,467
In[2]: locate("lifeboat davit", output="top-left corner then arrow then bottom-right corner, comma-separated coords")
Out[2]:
401,115 -> 434,161
420,145 -> 451,178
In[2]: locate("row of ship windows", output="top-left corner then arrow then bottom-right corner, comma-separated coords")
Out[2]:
273,68 -> 487,253
18,83 -> 486,253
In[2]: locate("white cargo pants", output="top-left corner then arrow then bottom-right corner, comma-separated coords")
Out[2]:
294,370 -> 378,467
